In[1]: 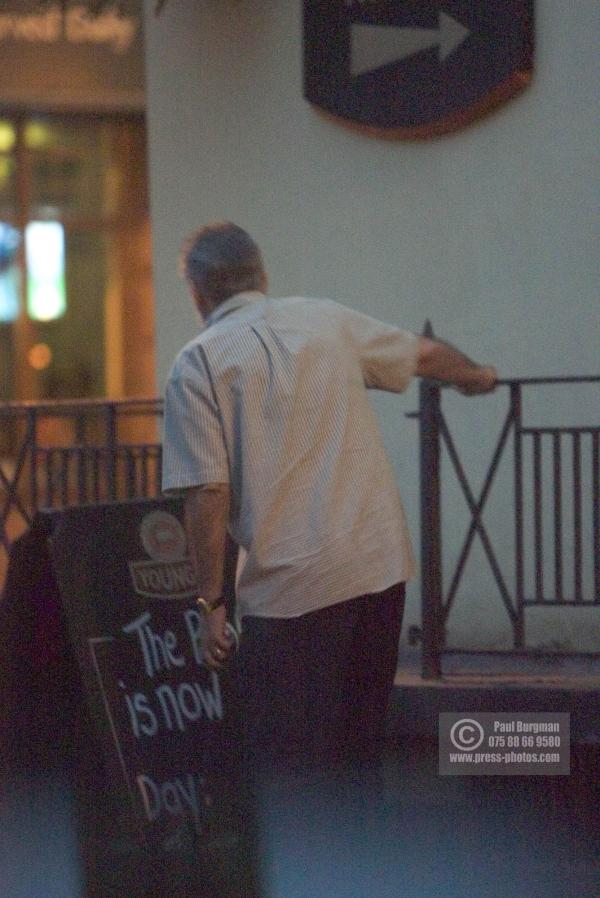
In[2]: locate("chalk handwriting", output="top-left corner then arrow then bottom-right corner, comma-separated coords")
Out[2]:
122,612 -> 185,678
136,771 -> 210,832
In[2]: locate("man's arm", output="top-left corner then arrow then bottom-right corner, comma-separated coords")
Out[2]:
183,482 -> 233,669
416,337 -> 497,394
339,304 -> 495,395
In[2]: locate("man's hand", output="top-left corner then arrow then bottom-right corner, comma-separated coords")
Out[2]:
455,365 -> 497,395
202,605 -> 234,669
416,337 -> 498,395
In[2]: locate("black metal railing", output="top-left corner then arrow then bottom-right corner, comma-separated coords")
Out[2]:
0,398 -> 163,577
415,365 -> 600,679
3,373 -> 599,676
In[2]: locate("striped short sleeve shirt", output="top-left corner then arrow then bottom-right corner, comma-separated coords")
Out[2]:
162,292 -> 418,618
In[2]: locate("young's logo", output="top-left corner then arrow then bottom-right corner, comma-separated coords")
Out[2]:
140,510 -> 186,562
303,1 -> 534,138
129,511 -> 196,599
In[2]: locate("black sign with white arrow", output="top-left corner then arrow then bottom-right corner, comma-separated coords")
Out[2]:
303,1 -> 534,137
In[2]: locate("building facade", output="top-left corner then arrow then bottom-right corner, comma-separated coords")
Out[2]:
143,1 -> 599,654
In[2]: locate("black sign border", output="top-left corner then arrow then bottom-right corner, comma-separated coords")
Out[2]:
303,1 -> 535,139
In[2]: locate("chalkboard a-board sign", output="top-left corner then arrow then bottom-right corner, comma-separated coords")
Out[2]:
49,498 -> 241,853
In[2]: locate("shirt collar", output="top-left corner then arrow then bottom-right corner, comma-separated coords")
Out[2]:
205,291 -> 265,328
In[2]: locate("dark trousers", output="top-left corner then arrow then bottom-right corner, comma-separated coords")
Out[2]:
231,582 -> 405,775
225,584 -> 405,897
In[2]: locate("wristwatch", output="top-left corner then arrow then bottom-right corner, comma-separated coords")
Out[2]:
195,595 -> 225,616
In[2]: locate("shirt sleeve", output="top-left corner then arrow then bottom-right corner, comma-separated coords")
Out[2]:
340,305 -> 419,392
161,361 -> 230,494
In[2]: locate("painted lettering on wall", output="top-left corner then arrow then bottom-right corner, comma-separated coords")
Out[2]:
0,5 -> 138,54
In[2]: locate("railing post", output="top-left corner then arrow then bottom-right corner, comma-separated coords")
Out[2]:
105,403 -> 118,501
28,407 -> 38,512
512,383 -> 525,648
419,323 -> 443,679
75,409 -> 87,504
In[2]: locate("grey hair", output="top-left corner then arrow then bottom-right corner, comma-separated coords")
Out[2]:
180,222 -> 265,306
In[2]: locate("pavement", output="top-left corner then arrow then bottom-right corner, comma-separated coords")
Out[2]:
391,649 -> 600,744
3,642 -> 600,898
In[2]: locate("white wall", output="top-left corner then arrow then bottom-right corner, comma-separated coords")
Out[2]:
143,1 -> 600,652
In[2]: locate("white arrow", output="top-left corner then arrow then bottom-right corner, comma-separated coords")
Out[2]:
350,11 -> 470,77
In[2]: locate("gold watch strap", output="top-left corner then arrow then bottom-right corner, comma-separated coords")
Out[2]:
195,595 -> 225,615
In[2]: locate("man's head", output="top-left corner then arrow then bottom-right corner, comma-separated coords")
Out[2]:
180,222 -> 267,317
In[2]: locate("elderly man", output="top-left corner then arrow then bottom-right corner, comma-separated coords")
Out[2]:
162,221 -> 496,773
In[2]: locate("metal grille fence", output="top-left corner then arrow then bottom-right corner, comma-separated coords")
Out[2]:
0,398 -> 163,578
2,375 -> 599,676
415,370 -> 600,678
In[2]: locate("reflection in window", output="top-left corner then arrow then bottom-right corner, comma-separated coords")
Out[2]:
23,121 -> 52,151
0,121 -> 16,153
0,157 -> 12,188
0,266 -> 20,323
0,222 -> 20,323
28,342 -> 53,370
25,221 -> 67,322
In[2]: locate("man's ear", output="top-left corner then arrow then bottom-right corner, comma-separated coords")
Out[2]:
189,282 -> 210,317
185,278 -> 199,304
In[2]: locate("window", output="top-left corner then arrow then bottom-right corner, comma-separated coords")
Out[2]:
0,113 -> 155,402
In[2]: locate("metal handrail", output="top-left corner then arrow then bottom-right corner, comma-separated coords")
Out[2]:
496,375 -> 600,386
0,397 -> 162,413
414,371 -> 600,679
